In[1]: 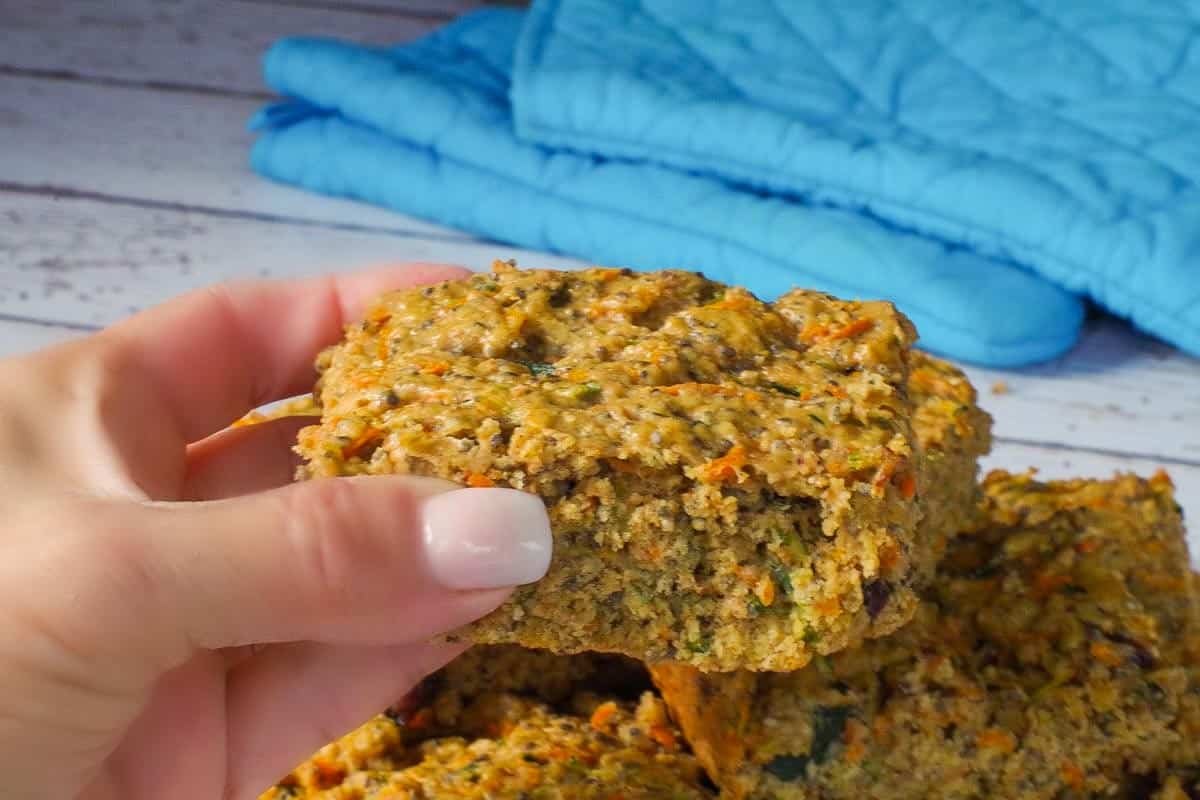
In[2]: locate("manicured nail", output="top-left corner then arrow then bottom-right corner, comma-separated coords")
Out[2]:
421,488 -> 552,590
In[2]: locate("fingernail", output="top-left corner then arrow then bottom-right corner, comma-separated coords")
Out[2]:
421,488 -> 553,590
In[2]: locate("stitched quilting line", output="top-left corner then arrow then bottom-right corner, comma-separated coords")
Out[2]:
519,0 -> 1200,323
515,97 -> 1197,331
895,1 -> 1195,202
759,0 -> 1106,212
1028,1 -> 1200,127
977,0 -> 1200,169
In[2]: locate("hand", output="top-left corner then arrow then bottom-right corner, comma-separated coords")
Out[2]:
0,264 -> 552,800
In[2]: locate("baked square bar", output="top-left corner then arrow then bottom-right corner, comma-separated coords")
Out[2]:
259,650 -> 711,799
656,470 -> 1199,799
650,350 -> 992,788
297,264 -> 925,671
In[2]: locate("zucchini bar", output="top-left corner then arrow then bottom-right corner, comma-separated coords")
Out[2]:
297,264 -> 926,671
259,650 -> 711,799
659,471 -> 1199,799
650,350 -> 992,789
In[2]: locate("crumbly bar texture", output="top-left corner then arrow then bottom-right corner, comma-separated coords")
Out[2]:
419,644 -> 650,728
260,688 -> 713,799
649,350 -> 991,785
903,350 -> 993,571
258,645 -> 656,798
296,264 -> 924,671
664,470 -> 1200,800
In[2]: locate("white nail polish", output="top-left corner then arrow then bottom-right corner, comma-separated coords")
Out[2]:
421,488 -> 553,590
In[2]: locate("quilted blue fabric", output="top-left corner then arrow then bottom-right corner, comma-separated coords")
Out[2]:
250,4 -> 1200,366
515,0 -> 1200,362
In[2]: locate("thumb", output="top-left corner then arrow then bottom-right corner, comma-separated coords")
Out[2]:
134,476 -> 552,659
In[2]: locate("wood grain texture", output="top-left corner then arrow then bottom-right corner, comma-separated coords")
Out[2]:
963,320 -> 1200,465
0,192 -> 587,328
0,75 -> 472,239
0,0 -> 441,94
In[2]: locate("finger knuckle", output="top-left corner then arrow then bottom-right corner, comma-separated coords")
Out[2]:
279,480 -> 382,606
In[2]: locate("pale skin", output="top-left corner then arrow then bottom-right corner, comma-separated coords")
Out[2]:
0,263 -> 552,800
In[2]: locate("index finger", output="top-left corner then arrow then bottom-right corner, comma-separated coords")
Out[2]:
103,262 -> 470,443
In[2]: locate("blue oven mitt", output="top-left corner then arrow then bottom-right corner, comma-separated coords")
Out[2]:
514,0 -> 1200,362
251,8 -> 1085,366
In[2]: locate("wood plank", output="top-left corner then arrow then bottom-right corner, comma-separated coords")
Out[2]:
0,0 -> 442,94
985,441 -> 1200,564
960,319 -> 1200,464
0,75 -> 473,239
0,192 -> 586,328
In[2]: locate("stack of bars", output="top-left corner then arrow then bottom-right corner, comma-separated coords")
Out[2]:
258,265 -> 1200,799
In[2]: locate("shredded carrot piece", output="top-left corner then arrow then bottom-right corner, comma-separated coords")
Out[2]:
311,760 -> 346,789
826,384 -> 848,399
843,720 -> 869,764
879,541 -> 902,574
1061,761 -> 1085,790
1075,538 -> 1102,554
710,293 -> 754,311
367,307 -> 392,325
1033,572 -> 1073,598
977,729 -> 1016,753
700,445 -> 748,483
594,268 -> 624,281
755,576 -> 776,607
466,473 -> 495,488
546,745 -> 572,761
341,427 -> 382,460
1090,641 -> 1123,667
421,361 -> 449,376
898,473 -> 918,500
406,707 -> 434,730
815,596 -> 841,618
648,725 -> 678,751
376,338 -> 389,360
1150,468 -> 1173,488
871,715 -> 892,739
872,455 -> 901,493
590,701 -> 618,731
828,318 -> 875,340
799,322 -> 829,341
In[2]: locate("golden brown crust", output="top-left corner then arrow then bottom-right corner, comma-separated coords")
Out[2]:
296,264 -> 924,670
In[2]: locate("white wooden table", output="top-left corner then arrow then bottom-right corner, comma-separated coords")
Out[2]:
3,1 -> 1199,553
